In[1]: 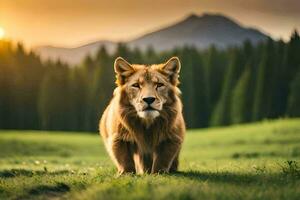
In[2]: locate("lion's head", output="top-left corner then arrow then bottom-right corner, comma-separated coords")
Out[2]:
114,57 -> 181,126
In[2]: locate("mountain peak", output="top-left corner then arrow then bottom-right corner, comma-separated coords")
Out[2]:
201,13 -> 227,19
185,13 -> 200,21
183,13 -> 237,25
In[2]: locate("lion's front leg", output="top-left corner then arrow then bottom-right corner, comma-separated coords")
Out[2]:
151,139 -> 181,173
111,139 -> 136,175
133,153 -> 152,174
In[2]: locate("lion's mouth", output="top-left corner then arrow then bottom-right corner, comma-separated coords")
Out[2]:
138,108 -> 160,121
144,107 -> 157,111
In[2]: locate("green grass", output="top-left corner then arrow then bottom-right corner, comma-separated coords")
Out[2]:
0,119 -> 300,200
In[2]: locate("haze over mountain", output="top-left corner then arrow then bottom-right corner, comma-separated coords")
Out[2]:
35,13 -> 269,65
35,40 -> 117,65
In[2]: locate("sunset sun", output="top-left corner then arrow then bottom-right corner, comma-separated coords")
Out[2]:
0,27 -> 5,39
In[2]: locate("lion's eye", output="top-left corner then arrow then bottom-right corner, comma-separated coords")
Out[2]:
132,83 -> 140,88
156,83 -> 164,88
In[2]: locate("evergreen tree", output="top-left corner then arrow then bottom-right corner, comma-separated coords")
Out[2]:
286,69 -> 300,117
68,68 -> 89,131
282,30 -> 300,115
144,45 -> 158,64
190,49 -> 210,127
230,66 -> 252,124
211,49 -> 246,126
38,63 -> 72,130
132,47 -> 143,63
203,46 -> 227,115
0,41 -> 14,129
178,47 -> 197,127
87,46 -> 114,131
114,43 -> 132,61
252,39 -> 275,121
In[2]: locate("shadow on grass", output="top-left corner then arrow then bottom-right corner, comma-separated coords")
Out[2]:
14,182 -> 71,199
0,169 -> 70,178
28,182 -> 70,195
171,170 -> 299,186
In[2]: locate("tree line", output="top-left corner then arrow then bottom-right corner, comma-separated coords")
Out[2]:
0,31 -> 299,131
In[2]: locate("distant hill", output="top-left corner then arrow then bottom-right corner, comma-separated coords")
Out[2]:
35,40 -> 116,65
35,13 -> 269,65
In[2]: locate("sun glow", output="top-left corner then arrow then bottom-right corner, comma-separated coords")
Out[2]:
0,27 -> 5,39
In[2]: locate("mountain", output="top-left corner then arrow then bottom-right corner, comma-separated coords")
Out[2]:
35,13 -> 269,65
35,40 -> 116,65
128,13 -> 268,51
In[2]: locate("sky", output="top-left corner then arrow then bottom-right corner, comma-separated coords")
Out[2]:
0,0 -> 299,48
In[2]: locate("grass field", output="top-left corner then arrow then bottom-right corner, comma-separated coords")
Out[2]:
0,119 -> 300,200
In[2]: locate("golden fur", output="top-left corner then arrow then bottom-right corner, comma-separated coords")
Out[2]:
99,57 -> 185,174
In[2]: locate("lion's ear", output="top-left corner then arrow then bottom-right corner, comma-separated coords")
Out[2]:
114,57 -> 134,85
163,57 -> 181,74
161,57 -> 181,85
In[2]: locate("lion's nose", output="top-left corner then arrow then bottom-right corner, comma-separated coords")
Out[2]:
143,97 -> 156,105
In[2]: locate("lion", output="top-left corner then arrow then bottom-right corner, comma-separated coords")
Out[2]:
99,56 -> 185,175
